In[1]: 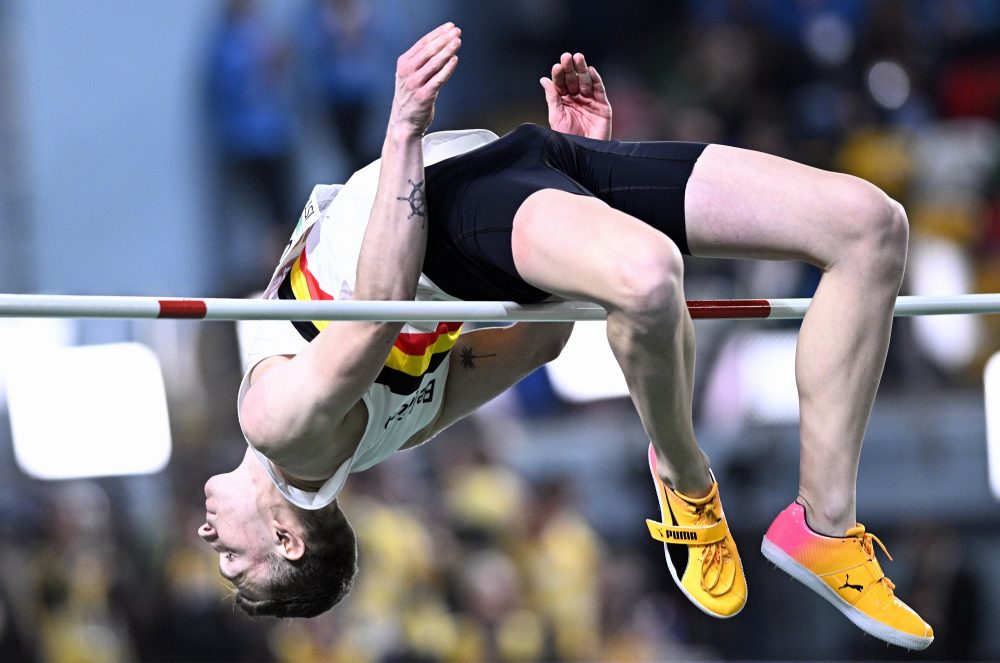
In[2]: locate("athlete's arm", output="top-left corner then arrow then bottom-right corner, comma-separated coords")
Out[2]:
404,322 -> 574,447
541,52 -> 612,140
239,23 -> 462,474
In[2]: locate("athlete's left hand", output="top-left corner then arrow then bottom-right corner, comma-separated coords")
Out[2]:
540,52 -> 612,140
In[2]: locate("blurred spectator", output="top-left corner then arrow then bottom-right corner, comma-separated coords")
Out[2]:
901,525 -> 982,660
206,0 -> 297,293
517,478 -> 603,661
300,0 -> 388,173
4,2 -> 1000,660
33,482 -> 134,663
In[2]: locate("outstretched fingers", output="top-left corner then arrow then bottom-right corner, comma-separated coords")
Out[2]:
552,52 -> 596,98
589,65 -> 607,103
401,22 -> 456,65
550,61 -> 566,94
413,34 -> 461,87
391,23 -> 462,135
540,73 -> 560,105
572,53 -> 594,96
558,53 -> 578,95
399,23 -> 461,83
426,52 -> 460,89
541,50 -> 611,139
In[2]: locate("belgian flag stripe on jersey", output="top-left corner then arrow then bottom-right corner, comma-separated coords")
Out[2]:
278,252 -> 462,395
296,250 -> 333,302
278,252 -> 330,342
387,323 -> 462,372
374,352 -> 449,395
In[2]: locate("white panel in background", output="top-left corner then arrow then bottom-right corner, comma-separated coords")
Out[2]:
545,322 -> 629,403
0,318 -> 77,410
7,342 -> 171,479
909,237 -> 980,371
739,331 -> 800,424
700,330 -> 800,435
985,351 -> 1000,502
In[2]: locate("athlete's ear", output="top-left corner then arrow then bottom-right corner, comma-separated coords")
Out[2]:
273,523 -> 306,561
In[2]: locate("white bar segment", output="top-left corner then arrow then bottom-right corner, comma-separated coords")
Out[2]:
0,294 -> 608,321
0,293 -> 999,321
764,294 -> 1000,320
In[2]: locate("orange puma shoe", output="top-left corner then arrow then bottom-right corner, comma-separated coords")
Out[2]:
761,501 -> 933,650
645,444 -> 747,618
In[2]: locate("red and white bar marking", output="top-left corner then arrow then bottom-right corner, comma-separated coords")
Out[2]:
0,293 -> 998,322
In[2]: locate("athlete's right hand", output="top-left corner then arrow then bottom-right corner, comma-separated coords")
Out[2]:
389,22 -> 461,139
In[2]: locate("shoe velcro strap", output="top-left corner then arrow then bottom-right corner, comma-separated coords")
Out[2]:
646,518 -> 728,545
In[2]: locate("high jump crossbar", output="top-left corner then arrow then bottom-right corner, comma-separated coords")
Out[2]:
0,293 -> 999,322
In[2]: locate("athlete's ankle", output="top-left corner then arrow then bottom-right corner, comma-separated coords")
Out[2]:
796,495 -> 855,537
659,455 -> 713,498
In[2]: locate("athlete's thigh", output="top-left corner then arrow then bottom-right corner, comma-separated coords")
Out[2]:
684,144 -> 888,265
415,322 -> 570,441
511,189 -> 683,306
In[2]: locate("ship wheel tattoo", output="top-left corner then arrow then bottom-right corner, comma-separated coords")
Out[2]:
459,346 -> 497,370
397,178 -> 427,223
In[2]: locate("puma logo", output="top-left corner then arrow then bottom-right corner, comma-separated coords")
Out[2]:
649,524 -> 699,543
657,527 -> 697,541
838,575 -> 864,592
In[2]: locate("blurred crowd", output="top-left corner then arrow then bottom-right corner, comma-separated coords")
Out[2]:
204,0 -> 1000,384
1,0 -> 1000,661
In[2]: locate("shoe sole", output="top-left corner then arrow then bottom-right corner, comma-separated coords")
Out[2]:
648,456 -> 744,619
761,535 -> 933,651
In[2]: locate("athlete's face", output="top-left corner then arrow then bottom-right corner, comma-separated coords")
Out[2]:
197,450 -> 280,593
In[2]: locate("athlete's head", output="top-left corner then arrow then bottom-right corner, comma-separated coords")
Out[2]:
198,449 -> 358,618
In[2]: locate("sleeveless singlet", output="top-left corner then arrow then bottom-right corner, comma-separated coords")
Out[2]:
239,129 -> 499,509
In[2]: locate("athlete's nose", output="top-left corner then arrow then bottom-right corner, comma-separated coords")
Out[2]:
198,522 -> 217,542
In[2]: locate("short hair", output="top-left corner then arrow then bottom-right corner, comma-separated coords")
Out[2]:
233,503 -> 358,618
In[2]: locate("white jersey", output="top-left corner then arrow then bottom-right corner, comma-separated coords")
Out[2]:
239,129 -> 499,509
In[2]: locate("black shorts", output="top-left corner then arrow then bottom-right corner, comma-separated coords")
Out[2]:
424,123 -> 707,303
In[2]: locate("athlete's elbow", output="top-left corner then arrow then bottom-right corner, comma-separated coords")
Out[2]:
239,379 -> 314,457
239,386 -> 286,456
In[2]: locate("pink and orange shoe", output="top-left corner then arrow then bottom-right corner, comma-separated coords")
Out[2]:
645,445 -> 747,618
761,501 -> 933,650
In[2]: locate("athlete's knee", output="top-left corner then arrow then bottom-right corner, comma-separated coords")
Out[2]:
880,198 -> 909,280
831,178 -> 908,282
608,237 -> 685,322
860,192 -> 908,287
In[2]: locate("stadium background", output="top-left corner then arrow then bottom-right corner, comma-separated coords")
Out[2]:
0,1 -> 999,660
